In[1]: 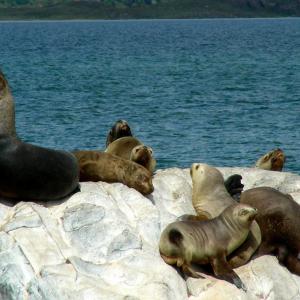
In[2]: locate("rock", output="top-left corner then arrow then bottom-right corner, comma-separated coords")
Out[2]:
0,166 -> 300,299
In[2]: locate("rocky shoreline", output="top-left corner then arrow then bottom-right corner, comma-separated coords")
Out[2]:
0,167 -> 300,299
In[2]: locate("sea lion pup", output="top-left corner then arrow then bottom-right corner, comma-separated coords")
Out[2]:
105,136 -> 142,160
159,204 -> 257,291
255,148 -> 285,171
190,163 -> 261,268
0,70 -> 79,201
105,120 -> 132,147
240,187 -> 300,275
130,145 -> 156,173
73,150 -> 154,195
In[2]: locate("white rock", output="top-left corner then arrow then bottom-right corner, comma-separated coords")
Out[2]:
0,167 -> 299,300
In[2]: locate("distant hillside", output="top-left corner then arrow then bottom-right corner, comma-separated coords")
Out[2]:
0,0 -> 300,19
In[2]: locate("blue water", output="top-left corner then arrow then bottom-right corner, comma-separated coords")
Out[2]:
1,19 -> 300,172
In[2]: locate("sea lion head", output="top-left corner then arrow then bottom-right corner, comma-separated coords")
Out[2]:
225,204 -> 257,229
130,145 -> 153,164
131,167 -> 154,195
106,120 -> 133,147
0,70 -> 8,99
112,120 -> 132,138
190,163 -> 224,193
255,148 -> 285,171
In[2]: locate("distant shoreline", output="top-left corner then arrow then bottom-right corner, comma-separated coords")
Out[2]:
0,17 -> 299,22
0,2 -> 299,21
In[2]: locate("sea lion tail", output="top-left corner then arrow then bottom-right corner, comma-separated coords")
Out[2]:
169,229 -> 183,247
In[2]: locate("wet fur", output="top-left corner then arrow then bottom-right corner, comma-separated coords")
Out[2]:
0,135 -> 79,201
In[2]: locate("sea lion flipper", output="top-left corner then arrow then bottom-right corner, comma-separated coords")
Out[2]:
177,214 -> 208,222
80,161 -> 102,182
182,263 -> 204,279
224,174 -> 244,200
211,255 -> 247,292
228,222 -> 261,268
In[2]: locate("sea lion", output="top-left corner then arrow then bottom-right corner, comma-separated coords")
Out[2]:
255,148 -> 285,171
0,70 -> 79,201
0,135 -> 79,201
240,187 -> 300,275
190,163 -> 261,268
0,70 -> 16,136
105,136 -> 142,160
73,150 -> 154,195
105,120 -> 132,147
224,174 -> 244,200
130,145 -> 156,173
159,204 -> 257,291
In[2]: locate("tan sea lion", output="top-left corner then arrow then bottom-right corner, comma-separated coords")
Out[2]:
0,70 -> 16,136
130,145 -> 156,173
105,136 -> 142,160
159,204 -> 257,291
105,120 -> 132,147
190,163 -> 261,268
240,187 -> 300,275
0,70 -> 79,201
73,150 -> 154,195
255,148 -> 285,171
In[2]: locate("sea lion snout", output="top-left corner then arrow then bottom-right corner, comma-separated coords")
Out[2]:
120,123 -> 130,132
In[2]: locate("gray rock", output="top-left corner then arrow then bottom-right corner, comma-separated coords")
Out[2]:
0,167 -> 299,299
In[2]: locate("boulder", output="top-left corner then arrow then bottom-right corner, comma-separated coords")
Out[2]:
0,167 -> 300,299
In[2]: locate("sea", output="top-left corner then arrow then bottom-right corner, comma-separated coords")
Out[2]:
0,18 -> 300,172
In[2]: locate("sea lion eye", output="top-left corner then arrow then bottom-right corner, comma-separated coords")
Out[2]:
195,165 -> 199,170
238,209 -> 249,216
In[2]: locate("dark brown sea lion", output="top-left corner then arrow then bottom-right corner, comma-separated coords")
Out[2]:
105,136 -> 142,160
130,145 -> 156,174
224,174 -> 244,201
0,70 -> 79,201
73,150 -> 154,195
240,187 -> 300,275
0,135 -> 79,201
159,204 -> 257,291
105,120 -> 132,147
255,148 -> 285,171
190,163 -> 261,268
